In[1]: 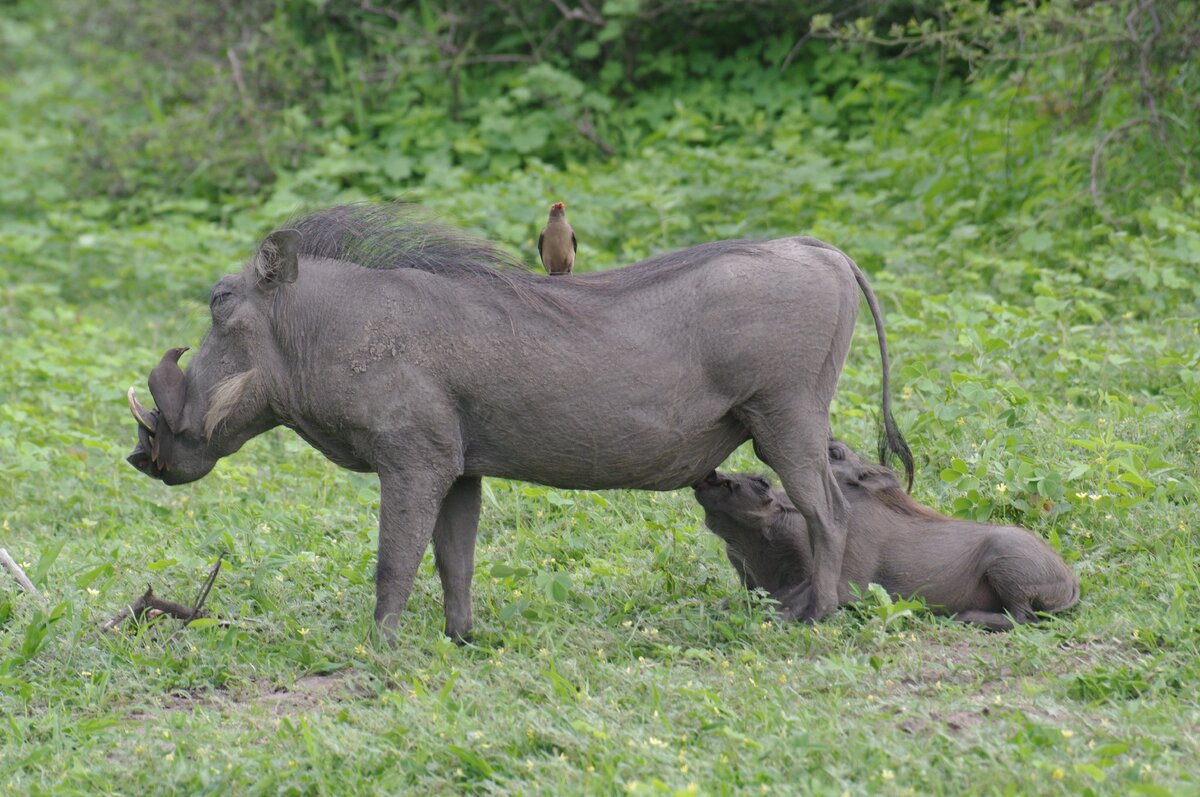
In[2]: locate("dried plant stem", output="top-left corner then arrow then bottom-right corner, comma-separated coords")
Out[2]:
0,547 -> 39,596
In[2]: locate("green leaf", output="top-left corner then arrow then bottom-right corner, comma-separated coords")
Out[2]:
184,617 -> 219,629
447,744 -> 493,778
1018,229 -> 1052,253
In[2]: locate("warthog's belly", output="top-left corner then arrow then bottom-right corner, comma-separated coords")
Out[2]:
464,409 -> 750,491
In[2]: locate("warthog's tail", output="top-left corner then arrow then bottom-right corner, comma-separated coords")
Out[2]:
798,238 -> 914,491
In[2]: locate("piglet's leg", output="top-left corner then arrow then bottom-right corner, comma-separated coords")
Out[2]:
951,610 -> 1016,632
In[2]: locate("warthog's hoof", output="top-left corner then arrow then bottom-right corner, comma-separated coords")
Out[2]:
775,582 -> 837,623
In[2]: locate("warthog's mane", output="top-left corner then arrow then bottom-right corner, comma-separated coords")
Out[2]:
259,202 -> 770,297
273,202 -> 526,278
777,447 -> 946,524
856,465 -> 945,522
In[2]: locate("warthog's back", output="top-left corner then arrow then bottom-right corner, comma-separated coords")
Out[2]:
438,239 -> 861,489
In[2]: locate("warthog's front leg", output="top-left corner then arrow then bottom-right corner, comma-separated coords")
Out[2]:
433,476 -> 482,644
374,468 -> 457,641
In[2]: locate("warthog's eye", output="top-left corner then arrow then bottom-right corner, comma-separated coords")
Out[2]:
210,291 -> 234,320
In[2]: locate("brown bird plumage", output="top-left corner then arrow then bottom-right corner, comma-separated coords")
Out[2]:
147,343 -> 189,468
148,346 -> 189,434
537,201 -> 576,275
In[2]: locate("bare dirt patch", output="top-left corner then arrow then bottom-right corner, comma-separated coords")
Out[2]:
127,669 -> 374,722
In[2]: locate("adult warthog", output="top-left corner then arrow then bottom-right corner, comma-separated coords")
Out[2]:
126,204 -> 911,641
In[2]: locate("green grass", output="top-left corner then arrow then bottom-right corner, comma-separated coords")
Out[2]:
3,5 -> 1199,796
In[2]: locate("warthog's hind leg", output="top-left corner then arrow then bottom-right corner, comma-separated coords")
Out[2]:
746,410 -> 849,623
433,476 -> 482,644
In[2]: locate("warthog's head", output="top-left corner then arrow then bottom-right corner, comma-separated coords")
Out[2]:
826,439 -> 905,493
693,472 -> 778,528
126,230 -> 300,485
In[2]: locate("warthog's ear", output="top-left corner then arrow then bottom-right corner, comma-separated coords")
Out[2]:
255,229 -> 301,289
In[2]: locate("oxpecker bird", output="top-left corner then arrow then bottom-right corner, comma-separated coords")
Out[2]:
538,201 -> 576,275
148,346 -> 189,434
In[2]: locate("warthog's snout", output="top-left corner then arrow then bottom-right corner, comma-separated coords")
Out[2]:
126,392 -> 164,479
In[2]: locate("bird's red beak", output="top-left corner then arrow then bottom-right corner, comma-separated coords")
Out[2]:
551,202 -> 565,210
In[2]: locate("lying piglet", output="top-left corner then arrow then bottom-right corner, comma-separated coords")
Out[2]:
694,441 -> 1079,630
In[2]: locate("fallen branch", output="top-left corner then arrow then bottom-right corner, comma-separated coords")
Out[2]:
187,553 -> 224,622
100,554 -> 226,632
0,547 -> 40,596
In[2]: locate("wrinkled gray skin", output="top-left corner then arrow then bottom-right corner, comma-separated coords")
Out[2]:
126,205 -> 911,642
694,441 -> 1080,631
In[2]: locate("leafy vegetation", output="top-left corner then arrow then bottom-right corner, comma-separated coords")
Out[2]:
2,1 -> 1197,794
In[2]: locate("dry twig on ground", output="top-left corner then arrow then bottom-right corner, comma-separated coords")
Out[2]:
101,553 -> 226,632
1,546 -> 41,597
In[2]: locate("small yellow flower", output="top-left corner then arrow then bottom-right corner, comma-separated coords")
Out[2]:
957,417 -> 966,426
355,644 -> 366,656
996,483 -> 1008,494
1075,492 -> 1088,499
298,627 -> 309,636
1061,729 -> 1074,739
87,588 -> 99,597
80,670 -> 92,677
882,769 -> 895,781
1052,768 -> 1064,780
993,695 -> 1002,705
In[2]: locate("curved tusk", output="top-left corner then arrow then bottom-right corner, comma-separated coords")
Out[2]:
127,387 -> 158,432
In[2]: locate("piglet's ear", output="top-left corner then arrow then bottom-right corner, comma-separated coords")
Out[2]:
255,229 -> 301,289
